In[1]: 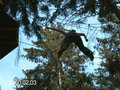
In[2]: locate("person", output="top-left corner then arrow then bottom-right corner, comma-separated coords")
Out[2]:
46,27 -> 94,61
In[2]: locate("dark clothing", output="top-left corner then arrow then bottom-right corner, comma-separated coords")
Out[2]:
58,33 -> 94,61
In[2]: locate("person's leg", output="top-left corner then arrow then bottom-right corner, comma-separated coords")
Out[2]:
58,38 -> 71,58
74,37 -> 94,61
80,47 -> 94,61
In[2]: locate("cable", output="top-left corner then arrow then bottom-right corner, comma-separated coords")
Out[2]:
19,41 -> 36,47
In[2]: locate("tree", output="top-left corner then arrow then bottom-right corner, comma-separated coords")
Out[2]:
1,0 -> 120,39
95,14 -> 120,89
1,0 -> 120,89
15,27 -> 95,90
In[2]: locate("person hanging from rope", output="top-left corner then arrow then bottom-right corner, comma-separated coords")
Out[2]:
46,27 -> 94,61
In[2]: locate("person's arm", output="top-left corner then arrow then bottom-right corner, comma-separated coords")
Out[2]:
46,27 -> 65,35
76,33 -> 88,42
67,33 -> 88,42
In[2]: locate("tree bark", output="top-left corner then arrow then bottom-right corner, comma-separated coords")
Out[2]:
56,58 -> 62,90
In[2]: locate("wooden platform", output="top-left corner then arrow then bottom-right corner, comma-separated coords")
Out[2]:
0,10 -> 18,59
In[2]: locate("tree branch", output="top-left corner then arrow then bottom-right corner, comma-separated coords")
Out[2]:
108,0 -> 120,22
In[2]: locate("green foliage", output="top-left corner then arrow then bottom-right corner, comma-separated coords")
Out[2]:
95,12 -> 120,89
3,0 -> 120,39
84,0 -> 96,14
3,0 -> 119,89
41,5 -> 49,12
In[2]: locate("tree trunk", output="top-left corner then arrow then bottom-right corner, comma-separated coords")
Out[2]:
56,58 -> 62,90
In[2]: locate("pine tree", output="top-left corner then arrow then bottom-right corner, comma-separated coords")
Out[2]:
2,0 -> 120,38
15,27 -> 95,90
95,14 -> 120,89
2,0 -> 120,89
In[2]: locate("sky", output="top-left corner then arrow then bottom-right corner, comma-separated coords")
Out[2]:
0,16 -> 102,90
0,31 -> 38,90
0,48 -> 36,90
